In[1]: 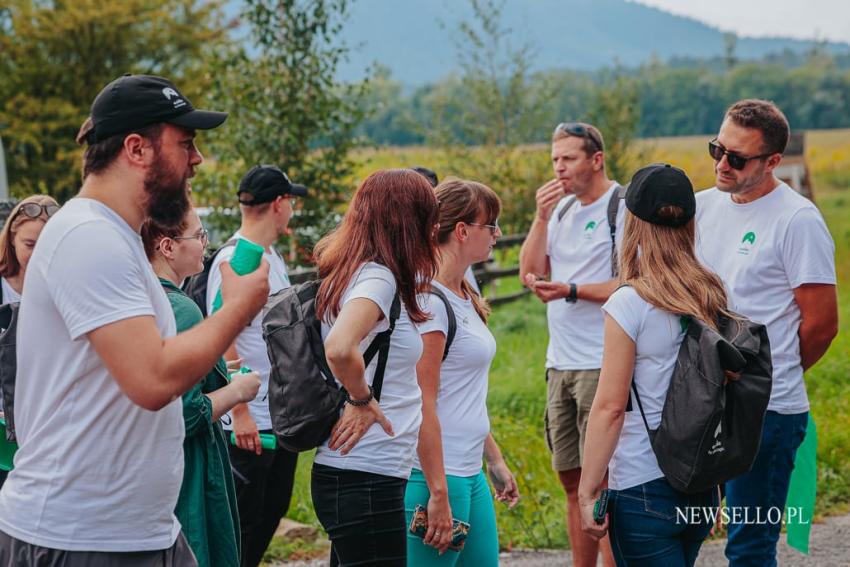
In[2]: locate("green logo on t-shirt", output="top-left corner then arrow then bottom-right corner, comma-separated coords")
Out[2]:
585,220 -> 597,231
738,231 -> 756,255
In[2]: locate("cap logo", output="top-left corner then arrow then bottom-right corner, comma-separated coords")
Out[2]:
162,87 -> 187,109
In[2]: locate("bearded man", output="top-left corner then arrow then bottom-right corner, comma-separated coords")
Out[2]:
0,75 -> 270,566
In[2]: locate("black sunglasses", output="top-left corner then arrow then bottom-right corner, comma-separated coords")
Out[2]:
15,202 -> 60,221
708,139 -> 774,171
554,122 -> 603,153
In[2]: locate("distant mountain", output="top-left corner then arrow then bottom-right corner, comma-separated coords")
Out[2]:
331,0 -> 849,85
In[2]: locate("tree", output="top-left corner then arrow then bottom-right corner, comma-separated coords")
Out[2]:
587,67 -> 648,183
723,32 -> 738,71
429,0 -> 558,234
0,0 -> 228,201
194,0 -> 368,263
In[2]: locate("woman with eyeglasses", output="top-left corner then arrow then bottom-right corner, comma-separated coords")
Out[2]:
406,178 -> 519,565
0,195 -> 60,305
0,195 -> 60,486
141,208 -> 261,567
311,169 -> 440,566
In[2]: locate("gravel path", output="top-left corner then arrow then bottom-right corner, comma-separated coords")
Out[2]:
273,513 -> 850,566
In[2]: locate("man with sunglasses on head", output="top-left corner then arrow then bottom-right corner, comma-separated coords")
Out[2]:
205,164 -> 305,567
519,122 -> 620,567
0,75 -> 271,566
696,99 -> 837,567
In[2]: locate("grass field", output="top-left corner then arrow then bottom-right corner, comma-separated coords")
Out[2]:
263,130 -> 850,561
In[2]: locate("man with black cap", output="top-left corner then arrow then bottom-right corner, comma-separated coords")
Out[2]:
205,165 -> 306,567
0,74 -> 270,565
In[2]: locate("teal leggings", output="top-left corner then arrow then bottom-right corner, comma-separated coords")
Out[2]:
404,468 -> 499,567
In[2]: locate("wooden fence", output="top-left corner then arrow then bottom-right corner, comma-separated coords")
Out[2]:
288,233 -> 531,307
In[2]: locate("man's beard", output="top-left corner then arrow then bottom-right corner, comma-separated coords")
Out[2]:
143,158 -> 190,228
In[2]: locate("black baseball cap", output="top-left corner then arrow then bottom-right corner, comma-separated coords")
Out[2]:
84,74 -> 227,144
625,163 -> 695,227
410,166 -> 439,188
238,165 -> 308,205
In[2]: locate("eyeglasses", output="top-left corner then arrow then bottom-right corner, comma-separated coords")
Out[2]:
15,202 -> 59,221
468,221 -> 500,235
173,228 -> 209,245
708,139 -> 775,171
554,122 -> 603,153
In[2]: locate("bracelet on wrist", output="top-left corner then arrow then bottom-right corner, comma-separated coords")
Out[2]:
344,386 -> 374,407
564,282 -> 578,303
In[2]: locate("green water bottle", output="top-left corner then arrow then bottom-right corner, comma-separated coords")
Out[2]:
230,432 -> 277,451
211,238 -> 265,314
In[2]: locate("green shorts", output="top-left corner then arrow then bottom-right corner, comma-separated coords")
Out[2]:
544,368 -> 601,472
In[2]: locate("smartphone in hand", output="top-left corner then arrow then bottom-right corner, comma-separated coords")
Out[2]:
593,489 -> 610,525
409,504 -> 471,552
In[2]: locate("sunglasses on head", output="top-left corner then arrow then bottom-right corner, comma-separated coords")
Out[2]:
15,202 -> 60,221
708,139 -> 775,171
554,122 -> 602,153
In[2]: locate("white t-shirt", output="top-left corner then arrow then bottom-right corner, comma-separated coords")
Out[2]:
602,286 -> 685,491
696,184 -> 836,414
0,198 -> 184,551
0,277 -> 21,305
314,262 -> 423,479
414,280 -> 497,477
546,183 -> 625,370
207,231 -> 290,431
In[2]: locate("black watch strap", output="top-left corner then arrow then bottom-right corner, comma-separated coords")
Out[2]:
565,282 -> 578,303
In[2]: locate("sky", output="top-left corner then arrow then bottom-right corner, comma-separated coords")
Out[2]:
633,0 -> 850,44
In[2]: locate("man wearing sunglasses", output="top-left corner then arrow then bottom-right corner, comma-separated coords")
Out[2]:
0,75 -> 270,566
519,122 -> 620,567
205,164 -> 306,567
696,99 -> 837,567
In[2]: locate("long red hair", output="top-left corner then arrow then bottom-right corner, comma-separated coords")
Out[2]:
314,169 -> 439,323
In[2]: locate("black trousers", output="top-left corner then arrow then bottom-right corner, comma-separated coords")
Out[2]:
311,463 -> 407,567
0,529 -> 197,567
228,432 -> 298,567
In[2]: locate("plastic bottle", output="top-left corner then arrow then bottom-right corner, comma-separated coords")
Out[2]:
211,238 -> 265,314
230,431 -> 277,451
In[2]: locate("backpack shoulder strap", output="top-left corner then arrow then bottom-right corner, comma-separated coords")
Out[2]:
556,196 -> 578,222
427,285 -> 457,361
215,238 -> 239,260
630,380 -> 652,434
361,292 -> 401,401
607,183 -> 626,277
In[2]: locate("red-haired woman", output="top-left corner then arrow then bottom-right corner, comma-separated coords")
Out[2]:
311,169 -> 440,566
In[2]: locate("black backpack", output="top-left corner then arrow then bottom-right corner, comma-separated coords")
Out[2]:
556,183 -> 625,277
426,285 -> 457,361
630,312 -> 773,494
262,280 -> 400,453
181,238 -> 237,316
0,302 -> 19,443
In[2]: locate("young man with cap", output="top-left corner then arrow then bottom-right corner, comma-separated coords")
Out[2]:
205,165 -> 306,567
518,122 -> 620,567
578,163 -> 722,566
696,100 -> 837,567
0,74 -> 270,565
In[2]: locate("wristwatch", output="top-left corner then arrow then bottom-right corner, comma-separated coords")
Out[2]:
344,386 -> 374,407
564,282 -> 578,303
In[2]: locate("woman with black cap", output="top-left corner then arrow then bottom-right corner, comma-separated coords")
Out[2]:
577,164 -> 728,566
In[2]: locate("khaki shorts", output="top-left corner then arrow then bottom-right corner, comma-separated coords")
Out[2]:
544,368 -> 601,472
